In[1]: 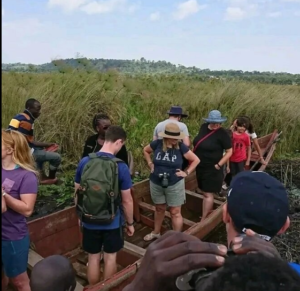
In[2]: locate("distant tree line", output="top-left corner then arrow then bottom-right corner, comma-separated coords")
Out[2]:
2,57 -> 300,85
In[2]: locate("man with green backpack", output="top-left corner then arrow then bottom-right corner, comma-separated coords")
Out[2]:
74,126 -> 134,285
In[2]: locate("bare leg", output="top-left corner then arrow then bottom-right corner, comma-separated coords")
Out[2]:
153,204 -> 167,234
103,252 -> 118,280
200,192 -> 214,223
10,272 -> 30,291
87,253 -> 101,285
169,206 -> 183,231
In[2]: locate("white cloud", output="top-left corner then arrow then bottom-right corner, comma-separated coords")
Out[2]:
224,0 -> 263,21
150,12 -> 160,21
48,0 -> 138,15
225,7 -> 246,20
48,0 -> 90,12
173,0 -> 207,20
80,0 -> 126,14
267,11 -> 282,17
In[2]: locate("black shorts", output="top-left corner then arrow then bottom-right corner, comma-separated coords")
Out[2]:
230,161 -> 245,176
82,227 -> 124,254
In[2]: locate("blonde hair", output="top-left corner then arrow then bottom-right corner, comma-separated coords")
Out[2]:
2,129 -> 39,176
162,138 -> 179,152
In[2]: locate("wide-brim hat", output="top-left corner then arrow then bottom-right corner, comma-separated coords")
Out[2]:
167,106 -> 188,118
203,110 -> 227,123
158,122 -> 185,139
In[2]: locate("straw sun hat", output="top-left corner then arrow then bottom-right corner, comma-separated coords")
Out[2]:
158,123 -> 185,139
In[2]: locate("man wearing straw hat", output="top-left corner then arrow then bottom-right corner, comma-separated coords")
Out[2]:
153,106 -> 190,147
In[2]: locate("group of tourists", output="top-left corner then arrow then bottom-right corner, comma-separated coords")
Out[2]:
2,99 -> 300,291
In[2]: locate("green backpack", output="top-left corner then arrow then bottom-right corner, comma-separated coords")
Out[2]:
76,153 -> 123,225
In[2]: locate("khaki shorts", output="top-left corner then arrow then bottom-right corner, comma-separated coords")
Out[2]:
150,179 -> 186,207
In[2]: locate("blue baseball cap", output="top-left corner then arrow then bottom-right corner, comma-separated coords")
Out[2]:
227,171 -> 289,240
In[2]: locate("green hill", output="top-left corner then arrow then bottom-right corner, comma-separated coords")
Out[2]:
2,57 -> 300,85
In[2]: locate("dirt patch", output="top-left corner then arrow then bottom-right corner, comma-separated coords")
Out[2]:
268,158 -> 300,188
28,196 -> 74,221
272,190 -> 300,263
267,159 -> 300,263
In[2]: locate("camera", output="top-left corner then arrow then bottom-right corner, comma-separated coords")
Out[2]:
158,172 -> 170,188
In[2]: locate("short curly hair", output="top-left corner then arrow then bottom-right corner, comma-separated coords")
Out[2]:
92,113 -> 110,132
200,254 -> 300,291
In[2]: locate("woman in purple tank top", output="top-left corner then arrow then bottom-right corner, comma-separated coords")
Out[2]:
2,129 -> 39,291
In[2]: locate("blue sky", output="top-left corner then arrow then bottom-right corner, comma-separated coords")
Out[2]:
2,0 -> 300,73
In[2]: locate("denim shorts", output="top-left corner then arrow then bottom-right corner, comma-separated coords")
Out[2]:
2,234 -> 30,278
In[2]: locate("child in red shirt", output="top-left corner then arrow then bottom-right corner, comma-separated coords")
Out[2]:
230,117 -> 251,177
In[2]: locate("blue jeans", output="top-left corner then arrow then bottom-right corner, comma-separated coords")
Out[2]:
2,234 -> 30,278
33,149 -> 61,171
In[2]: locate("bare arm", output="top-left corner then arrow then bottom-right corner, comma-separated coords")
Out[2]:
2,194 -> 7,213
143,144 -> 154,167
32,141 -> 54,148
183,150 -> 200,173
246,146 -> 251,165
4,193 -> 37,217
74,182 -> 80,205
153,136 -> 158,141
218,148 -> 233,167
182,136 -> 191,147
121,189 -> 134,224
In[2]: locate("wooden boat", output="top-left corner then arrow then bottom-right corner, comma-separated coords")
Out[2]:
25,130 -> 280,291
27,174 -> 224,291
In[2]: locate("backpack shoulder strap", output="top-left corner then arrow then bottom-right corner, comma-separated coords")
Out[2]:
88,153 -> 99,159
112,157 -> 124,164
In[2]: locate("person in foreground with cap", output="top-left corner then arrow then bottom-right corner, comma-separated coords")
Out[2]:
153,106 -> 190,147
193,110 -> 232,223
30,255 -> 77,291
224,171 -> 290,244
123,172 -> 300,291
143,123 -> 200,241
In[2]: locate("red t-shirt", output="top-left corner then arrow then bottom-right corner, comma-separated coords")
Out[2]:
230,132 -> 251,162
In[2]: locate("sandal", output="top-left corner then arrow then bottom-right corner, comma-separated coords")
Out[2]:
144,232 -> 161,242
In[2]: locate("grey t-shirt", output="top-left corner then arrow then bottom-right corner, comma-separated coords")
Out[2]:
153,119 -> 189,139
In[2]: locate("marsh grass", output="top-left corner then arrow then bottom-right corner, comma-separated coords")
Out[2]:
2,71 -> 300,174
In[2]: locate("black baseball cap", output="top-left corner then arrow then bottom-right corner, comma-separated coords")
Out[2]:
227,171 -> 289,241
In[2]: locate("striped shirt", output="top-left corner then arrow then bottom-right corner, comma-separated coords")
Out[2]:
8,111 -> 35,148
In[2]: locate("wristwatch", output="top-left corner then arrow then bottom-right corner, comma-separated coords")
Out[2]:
127,221 -> 134,226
